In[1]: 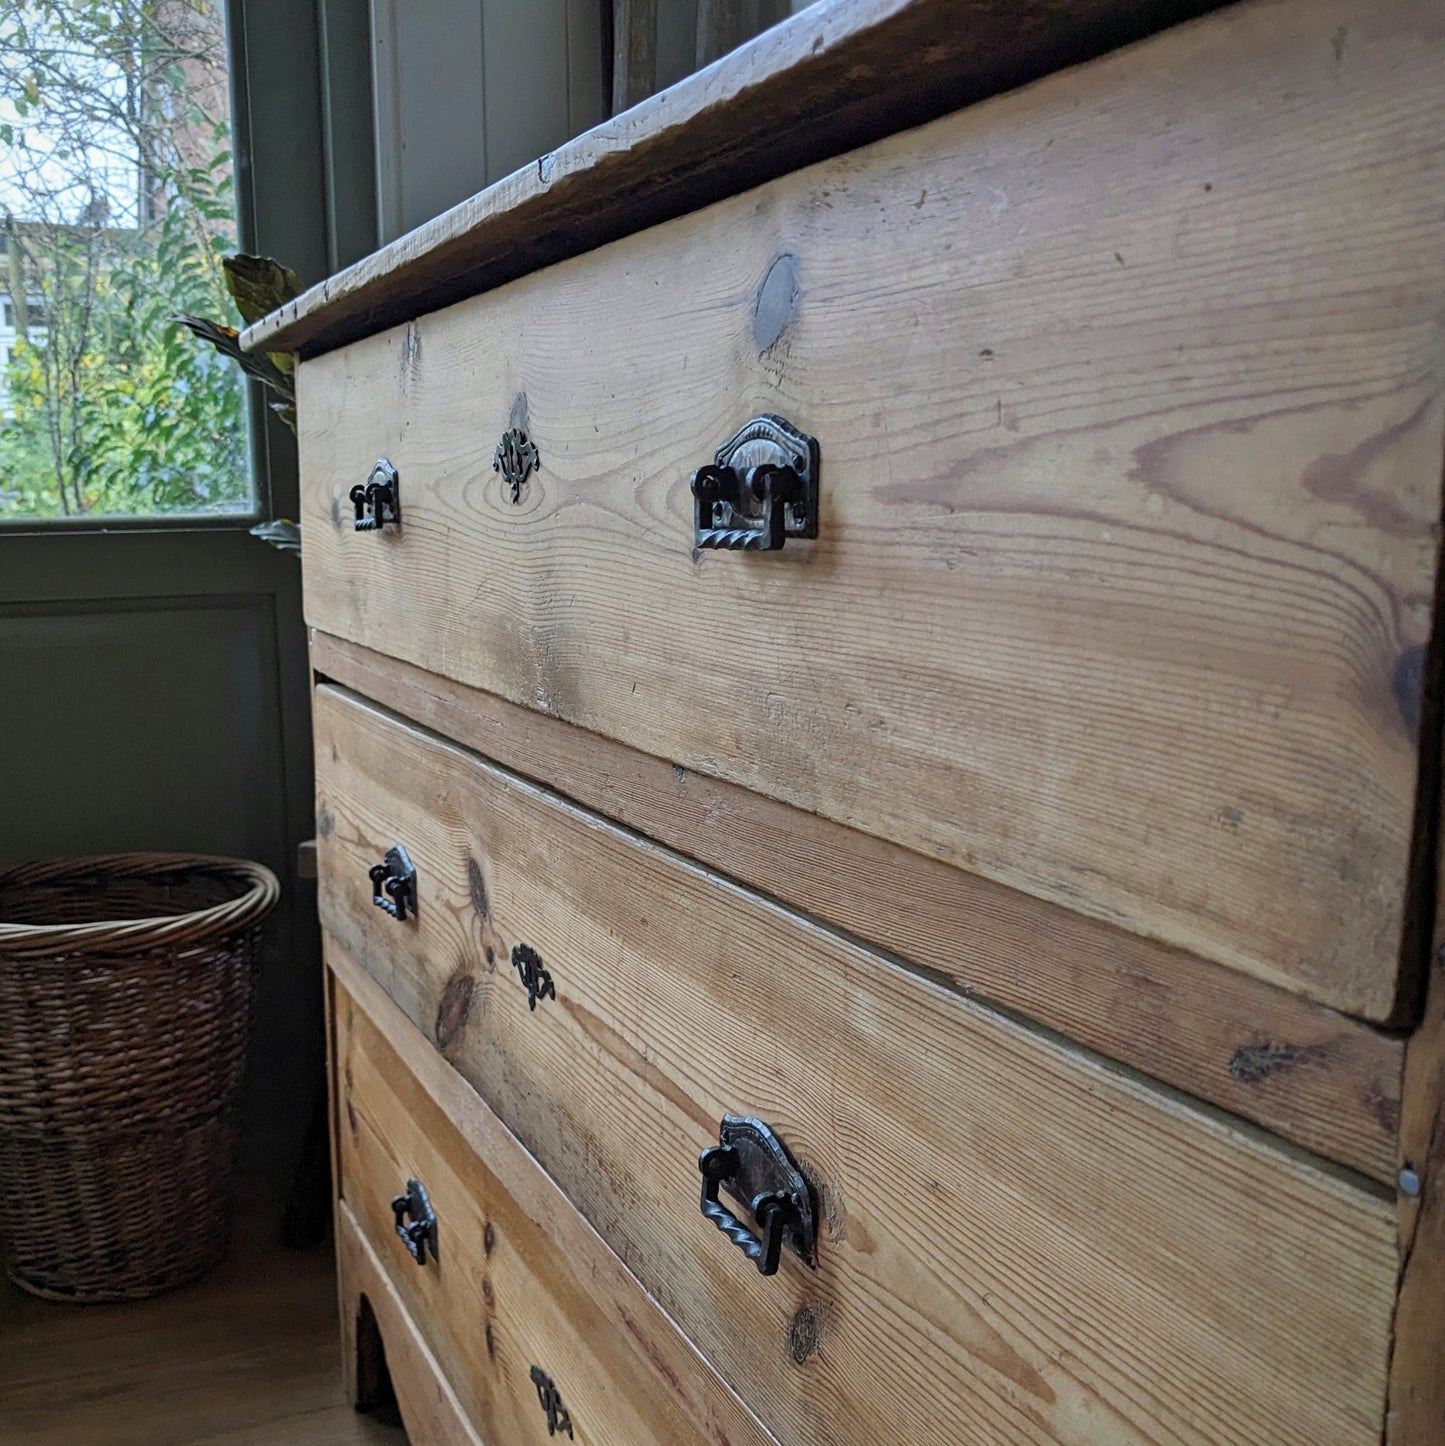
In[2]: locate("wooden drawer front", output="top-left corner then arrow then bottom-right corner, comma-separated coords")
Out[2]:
299,0 -> 1445,1023
336,1199 -> 485,1446
332,957 -> 777,1446
315,684 -> 1397,1446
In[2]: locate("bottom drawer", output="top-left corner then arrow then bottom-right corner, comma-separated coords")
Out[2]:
331,949 -> 775,1446
337,1200 -> 484,1446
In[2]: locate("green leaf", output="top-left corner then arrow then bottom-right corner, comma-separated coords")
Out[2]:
222,254 -> 303,326
172,312 -> 295,400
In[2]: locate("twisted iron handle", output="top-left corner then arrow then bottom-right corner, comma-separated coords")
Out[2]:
691,463 -> 801,551
699,1145 -> 793,1276
368,844 -> 416,923
391,1179 -> 436,1266
349,480 -> 390,530
369,862 -> 409,920
350,459 -> 400,531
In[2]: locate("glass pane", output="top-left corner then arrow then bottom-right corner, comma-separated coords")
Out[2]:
0,1 -> 251,521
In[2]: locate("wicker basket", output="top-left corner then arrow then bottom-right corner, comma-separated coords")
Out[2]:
0,853 -> 280,1302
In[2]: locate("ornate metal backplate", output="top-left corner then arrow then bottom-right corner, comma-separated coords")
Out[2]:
493,428 -> 539,503
529,1367 -> 573,1439
511,942 -> 555,1011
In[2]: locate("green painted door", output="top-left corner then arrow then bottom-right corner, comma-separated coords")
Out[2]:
0,0 -> 374,1177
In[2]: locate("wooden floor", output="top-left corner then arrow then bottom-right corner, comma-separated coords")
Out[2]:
0,1196 -> 407,1445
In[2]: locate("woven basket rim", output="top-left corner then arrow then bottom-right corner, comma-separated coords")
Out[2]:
0,852 -> 281,958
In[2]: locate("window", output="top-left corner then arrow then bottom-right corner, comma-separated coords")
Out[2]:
0,1 -> 250,521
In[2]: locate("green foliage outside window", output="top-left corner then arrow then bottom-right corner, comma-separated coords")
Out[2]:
1,1 -> 250,519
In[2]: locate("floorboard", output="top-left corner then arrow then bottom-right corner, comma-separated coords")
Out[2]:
0,1192 -> 405,1445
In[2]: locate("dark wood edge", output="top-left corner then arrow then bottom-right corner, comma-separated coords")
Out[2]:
316,646 -> 343,1253
243,0 -> 1227,359
328,966 -> 359,1408
1389,951 -> 1445,1441
328,940 -> 782,1446
1386,744 -> 1445,1439
311,629 -> 1403,1184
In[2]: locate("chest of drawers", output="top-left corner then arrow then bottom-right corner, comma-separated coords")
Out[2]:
248,1 -> 1445,1441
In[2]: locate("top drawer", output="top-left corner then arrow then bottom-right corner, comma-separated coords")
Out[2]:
297,0 -> 1445,1020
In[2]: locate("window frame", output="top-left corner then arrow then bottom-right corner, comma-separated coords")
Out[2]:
0,0 -> 375,538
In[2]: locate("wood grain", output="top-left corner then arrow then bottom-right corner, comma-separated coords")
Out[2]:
244,0 -> 1225,357
297,0 -> 1445,1020
315,684 -> 1399,1446
313,629 -> 1405,1183
336,1201 -> 484,1446
333,955 -> 779,1446
0,1193 -> 403,1446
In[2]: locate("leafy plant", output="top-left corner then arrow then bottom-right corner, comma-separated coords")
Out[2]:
0,1 -> 253,518
175,252 -> 301,433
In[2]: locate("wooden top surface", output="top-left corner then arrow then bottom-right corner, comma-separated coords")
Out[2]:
242,0 -> 1223,359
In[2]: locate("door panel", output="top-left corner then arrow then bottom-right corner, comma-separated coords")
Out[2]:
0,0 -> 364,1178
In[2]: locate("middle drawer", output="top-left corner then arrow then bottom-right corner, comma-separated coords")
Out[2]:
315,682 -> 1396,1446
332,950 -> 774,1446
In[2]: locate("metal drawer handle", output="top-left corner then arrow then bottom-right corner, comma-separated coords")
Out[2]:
350,457 -> 400,531
698,1115 -> 817,1276
391,1178 -> 437,1265
690,414 -> 819,551
368,843 -> 416,922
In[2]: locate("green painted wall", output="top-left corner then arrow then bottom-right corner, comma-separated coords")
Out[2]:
0,0 -> 375,1184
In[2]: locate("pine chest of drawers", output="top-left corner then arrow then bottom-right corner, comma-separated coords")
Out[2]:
248,1 -> 1445,1441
